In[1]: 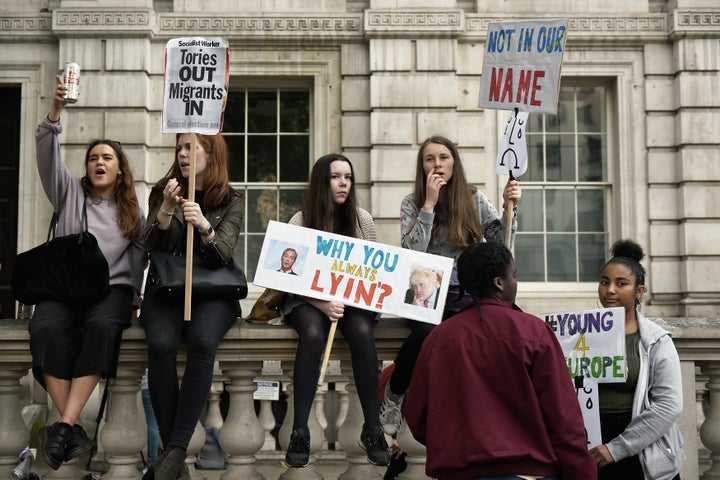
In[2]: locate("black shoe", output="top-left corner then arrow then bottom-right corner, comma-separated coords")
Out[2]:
65,424 -> 94,461
285,427 -> 310,468
142,446 -> 187,480
360,425 -> 390,466
40,422 -> 73,470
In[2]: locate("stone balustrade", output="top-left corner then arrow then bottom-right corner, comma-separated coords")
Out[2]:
0,316 -> 717,480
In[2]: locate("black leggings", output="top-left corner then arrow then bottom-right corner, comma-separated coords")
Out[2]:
598,412 -> 680,480
140,291 -> 237,450
388,319 -> 436,396
285,303 -> 380,431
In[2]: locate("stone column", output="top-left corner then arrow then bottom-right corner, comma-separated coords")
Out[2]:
337,361 -> 381,480
396,419 -> 431,480
100,364 -> 146,480
0,367 -> 31,479
217,362 -> 265,480
278,361 -> 325,480
700,362 -> 720,480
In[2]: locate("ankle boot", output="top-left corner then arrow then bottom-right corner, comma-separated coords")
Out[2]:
142,446 -> 186,480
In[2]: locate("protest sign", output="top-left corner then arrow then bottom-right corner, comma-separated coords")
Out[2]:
543,306 -> 625,448
479,19 -> 568,114
253,221 -> 454,325
542,306 -> 626,383
162,37 -> 229,134
575,378 -> 602,448
496,109 -> 529,178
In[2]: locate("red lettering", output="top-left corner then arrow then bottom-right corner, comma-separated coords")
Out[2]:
516,70 -> 532,104
343,278 -> 355,299
531,70 -> 545,106
329,272 -> 344,295
501,67 -> 514,103
354,281 -> 377,306
310,270 -> 324,292
489,67 -> 504,101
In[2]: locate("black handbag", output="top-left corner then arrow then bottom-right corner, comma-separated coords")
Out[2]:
11,203 -> 110,306
147,250 -> 248,301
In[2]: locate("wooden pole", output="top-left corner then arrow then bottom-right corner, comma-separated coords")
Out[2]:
184,133 -> 197,321
317,321 -> 338,386
505,170 -> 515,248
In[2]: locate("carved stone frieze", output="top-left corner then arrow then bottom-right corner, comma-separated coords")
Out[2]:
157,14 -> 362,36
52,9 -> 154,34
672,10 -> 720,36
0,14 -> 51,36
364,9 -> 463,36
466,14 -> 667,37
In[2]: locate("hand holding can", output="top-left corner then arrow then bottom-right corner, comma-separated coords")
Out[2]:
62,62 -> 80,104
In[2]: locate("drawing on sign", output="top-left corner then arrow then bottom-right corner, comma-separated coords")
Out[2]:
496,109 -> 529,177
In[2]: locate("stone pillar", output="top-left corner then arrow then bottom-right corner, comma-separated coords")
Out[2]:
700,363 -> 720,480
100,365 -> 146,480
258,400 -> 277,451
337,361 -> 381,480
186,421 -> 206,480
396,419 -> 430,480
217,362 -> 265,480
0,367 -> 31,479
278,361 -> 325,480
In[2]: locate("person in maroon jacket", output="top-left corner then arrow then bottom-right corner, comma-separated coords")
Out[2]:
404,241 -> 596,480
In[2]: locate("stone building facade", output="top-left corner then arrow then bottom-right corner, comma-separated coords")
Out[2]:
0,0 -> 718,319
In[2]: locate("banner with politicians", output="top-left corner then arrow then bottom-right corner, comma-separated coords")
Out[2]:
162,37 -> 229,134
253,221 -> 455,325
479,18 -> 568,114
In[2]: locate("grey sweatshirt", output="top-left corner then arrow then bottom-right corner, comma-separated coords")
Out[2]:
35,117 -> 147,303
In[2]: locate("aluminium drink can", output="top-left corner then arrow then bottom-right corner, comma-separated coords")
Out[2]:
62,62 -> 80,104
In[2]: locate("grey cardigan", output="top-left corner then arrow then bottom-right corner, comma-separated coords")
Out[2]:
606,313 -> 685,480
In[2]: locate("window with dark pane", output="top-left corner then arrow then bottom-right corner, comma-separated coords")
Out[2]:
221,84 -> 311,278
516,82 -> 610,283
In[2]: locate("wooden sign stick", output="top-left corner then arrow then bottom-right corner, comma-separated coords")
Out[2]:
505,170 -> 515,248
184,133 -> 197,321
318,321 -> 338,386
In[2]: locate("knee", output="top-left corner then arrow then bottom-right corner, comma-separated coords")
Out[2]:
145,332 -> 178,360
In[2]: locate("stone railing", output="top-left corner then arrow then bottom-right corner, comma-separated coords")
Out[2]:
0,317 -> 717,480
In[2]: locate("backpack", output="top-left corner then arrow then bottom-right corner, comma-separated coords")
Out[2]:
195,426 -> 227,470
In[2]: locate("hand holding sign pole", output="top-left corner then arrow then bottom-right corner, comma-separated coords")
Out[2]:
162,37 -> 229,321
497,108 -> 529,247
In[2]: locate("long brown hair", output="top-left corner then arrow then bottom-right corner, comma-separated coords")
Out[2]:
80,140 -> 142,238
149,133 -> 234,211
412,136 -> 483,247
302,154 -> 358,237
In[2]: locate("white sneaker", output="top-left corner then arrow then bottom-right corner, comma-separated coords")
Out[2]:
379,389 -> 404,436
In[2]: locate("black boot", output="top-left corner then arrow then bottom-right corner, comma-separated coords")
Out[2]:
142,446 -> 187,480
40,422 -> 73,470
285,427 -> 310,468
65,424 -> 94,461
360,425 -> 390,466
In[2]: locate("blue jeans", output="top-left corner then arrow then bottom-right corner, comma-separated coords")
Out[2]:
142,388 -> 160,464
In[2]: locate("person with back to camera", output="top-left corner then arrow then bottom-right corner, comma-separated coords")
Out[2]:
591,239 -> 684,480
380,135 -> 522,436
404,241 -> 597,480
32,76 -> 146,470
282,154 -> 390,468
140,132 -> 243,480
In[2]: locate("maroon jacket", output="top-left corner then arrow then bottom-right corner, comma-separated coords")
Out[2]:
404,299 -> 596,480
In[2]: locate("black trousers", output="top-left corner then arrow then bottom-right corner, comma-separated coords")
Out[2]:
140,291 -> 237,450
285,303 -> 380,431
388,319 -> 436,396
598,411 -> 680,480
29,285 -> 133,388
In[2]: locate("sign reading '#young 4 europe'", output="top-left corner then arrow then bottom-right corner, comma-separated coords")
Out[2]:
253,221 -> 454,325
542,307 -> 626,383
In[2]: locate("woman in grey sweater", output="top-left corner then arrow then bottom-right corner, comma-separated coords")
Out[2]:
32,76 -> 146,470
592,239 -> 684,480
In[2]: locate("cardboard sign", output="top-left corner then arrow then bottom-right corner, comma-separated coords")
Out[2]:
162,37 -> 229,134
479,19 -> 568,114
496,109 -> 529,177
543,307 -> 626,383
252,221 -> 454,325
576,378 -> 602,448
